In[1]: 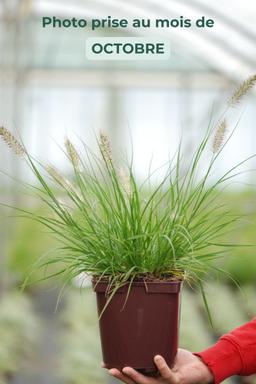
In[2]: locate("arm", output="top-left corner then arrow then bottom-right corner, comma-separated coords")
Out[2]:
195,318 -> 256,383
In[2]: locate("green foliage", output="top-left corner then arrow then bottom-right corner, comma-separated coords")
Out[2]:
180,289 -> 212,350
217,192 -> 256,284
0,292 -> 39,380
199,282 -> 247,334
237,284 -> 256,318
8,213 -> 58,284
59,288 -> 105,384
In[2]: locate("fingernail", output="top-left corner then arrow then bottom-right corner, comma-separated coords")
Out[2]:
154,355 -> 162,361
122,367 -> 131,374
108,369 -> 116,376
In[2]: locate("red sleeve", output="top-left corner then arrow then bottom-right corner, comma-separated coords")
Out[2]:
194,319 -> 256,384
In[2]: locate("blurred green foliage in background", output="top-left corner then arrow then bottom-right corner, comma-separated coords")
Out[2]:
219,191 -> 256,284
0,293 -> 38,381
7,209 -> 59,285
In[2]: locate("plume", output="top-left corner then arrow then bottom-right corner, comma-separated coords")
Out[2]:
228,74 -> 256,106
119,167 -> 131,197
0,127 -> 25,156
65,138 -> 79,168
212,119 -> 228,153
99,131 -> 113,166
46,165 -> 73,190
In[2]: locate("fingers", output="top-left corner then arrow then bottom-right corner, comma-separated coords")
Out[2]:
121,367 -> 155,384
108,357 -> 177,384
109,368 -> 135,384
154,356 -> 178,383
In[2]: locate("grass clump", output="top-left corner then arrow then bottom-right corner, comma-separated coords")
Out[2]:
1,75 -> 256,292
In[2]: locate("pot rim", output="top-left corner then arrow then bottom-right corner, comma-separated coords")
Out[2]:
92,274 -> 183,283
92,276 -> 183,294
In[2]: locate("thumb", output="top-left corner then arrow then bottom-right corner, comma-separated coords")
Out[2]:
154,356 -> 178,383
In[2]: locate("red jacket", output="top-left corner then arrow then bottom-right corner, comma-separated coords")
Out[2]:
195,319 -> 256,383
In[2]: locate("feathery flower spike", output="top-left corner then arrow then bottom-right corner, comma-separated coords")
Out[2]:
119,167 -> 131,197
228,74 -> 256,106
65,138 -> 79,168
46,165 -> 73,190
99,131 -> 113,166
0,126 -> 25,156
212,119 -> 228,153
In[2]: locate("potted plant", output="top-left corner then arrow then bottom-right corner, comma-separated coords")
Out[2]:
0,75 -> 255,375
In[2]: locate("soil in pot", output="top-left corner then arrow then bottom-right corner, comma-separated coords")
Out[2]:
93,276 -> 182,375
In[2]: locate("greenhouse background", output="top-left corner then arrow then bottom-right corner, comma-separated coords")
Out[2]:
0,0 -> 256,383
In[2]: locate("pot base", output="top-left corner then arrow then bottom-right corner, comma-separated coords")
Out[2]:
133,368 -> 160,377
104,364 -> 160,377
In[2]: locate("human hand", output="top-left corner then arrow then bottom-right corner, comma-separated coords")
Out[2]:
108,349 -> 214,384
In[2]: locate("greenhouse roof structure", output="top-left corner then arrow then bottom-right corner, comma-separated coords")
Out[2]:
0,0 -> 256,87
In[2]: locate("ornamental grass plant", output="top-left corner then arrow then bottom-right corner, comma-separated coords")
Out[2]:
1,75 -> 256,297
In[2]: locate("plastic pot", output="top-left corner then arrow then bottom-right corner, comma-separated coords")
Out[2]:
93,278 -> 182,375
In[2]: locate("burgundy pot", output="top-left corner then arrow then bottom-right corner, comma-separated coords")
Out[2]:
93,278 -> 182,375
